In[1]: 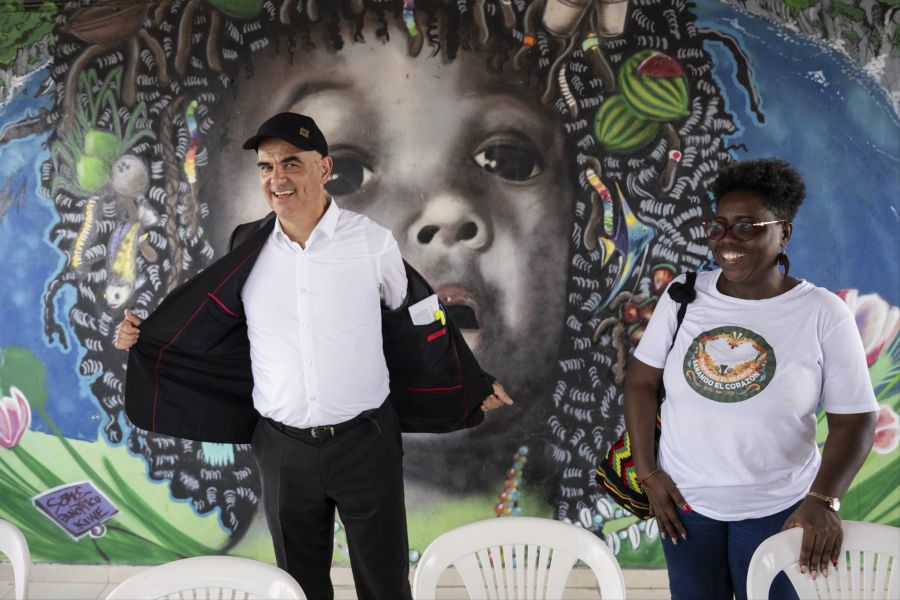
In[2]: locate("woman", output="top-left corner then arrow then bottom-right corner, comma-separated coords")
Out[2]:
625,158 -> 877,599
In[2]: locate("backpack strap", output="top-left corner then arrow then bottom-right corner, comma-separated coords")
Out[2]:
669,271 -> 697,346
657,271 -> 697,406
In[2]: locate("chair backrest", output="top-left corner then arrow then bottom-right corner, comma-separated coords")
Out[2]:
412,516 -> 626,600
747,521 -> 900,600
105,555 -> 305,600
0,519 -> 30,600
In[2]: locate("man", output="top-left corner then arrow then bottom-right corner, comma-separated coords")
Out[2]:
114,112 -> 512,599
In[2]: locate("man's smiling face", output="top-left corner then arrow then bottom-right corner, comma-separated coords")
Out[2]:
256,138 -> 331,222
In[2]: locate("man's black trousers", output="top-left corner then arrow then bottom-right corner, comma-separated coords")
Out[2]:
252,401 -> 412,600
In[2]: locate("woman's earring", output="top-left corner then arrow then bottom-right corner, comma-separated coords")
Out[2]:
777,244 -> 790,278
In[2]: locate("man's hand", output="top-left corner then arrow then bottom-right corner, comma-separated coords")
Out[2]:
114,309 -> 143,350
481,381 -> 514,411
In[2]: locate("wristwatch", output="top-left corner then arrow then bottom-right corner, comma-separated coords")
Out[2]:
807,491 -> 841,512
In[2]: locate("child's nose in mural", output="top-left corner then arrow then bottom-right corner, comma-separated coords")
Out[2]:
407,196 -> 491,253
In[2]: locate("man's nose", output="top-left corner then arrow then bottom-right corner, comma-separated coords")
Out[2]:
407,194 -> 491,252
268,165 -> 288,182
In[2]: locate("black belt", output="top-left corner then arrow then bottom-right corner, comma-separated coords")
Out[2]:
264,406 -> 379,441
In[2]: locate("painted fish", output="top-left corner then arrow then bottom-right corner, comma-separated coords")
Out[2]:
597,183 -> 657,310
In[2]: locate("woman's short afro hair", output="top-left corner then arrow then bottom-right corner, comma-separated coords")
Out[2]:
712,158 -> 806,221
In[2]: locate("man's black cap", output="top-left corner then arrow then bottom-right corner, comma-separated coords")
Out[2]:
241,112 -> 328,156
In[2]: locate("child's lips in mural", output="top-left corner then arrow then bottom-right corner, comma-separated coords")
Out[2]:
435,284 -> 481,330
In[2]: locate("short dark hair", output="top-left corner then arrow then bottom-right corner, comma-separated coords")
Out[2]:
712,158 -> 806,221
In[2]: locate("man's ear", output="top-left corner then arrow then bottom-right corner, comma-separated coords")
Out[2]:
320,155 -> 334,184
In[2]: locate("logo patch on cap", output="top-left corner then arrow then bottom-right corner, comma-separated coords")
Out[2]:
299,127 -> 309,138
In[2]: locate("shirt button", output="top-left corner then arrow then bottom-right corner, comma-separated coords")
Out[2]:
303,322 -> 309,328
310,396 -> 317,402
306,359 -> 312,365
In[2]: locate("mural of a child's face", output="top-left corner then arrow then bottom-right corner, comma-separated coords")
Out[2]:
213,34 -> 573,486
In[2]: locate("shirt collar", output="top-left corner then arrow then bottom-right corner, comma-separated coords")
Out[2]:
316,197 -> 340,239
272,197 -> 341,245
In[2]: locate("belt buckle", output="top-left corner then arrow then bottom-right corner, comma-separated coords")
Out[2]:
310,425 -> 335,439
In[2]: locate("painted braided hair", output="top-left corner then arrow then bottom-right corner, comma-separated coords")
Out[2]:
43,0 -> 750,541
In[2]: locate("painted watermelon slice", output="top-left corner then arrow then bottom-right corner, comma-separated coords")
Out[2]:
636,52 -> 684,78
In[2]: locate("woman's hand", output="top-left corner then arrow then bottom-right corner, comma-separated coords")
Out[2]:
782,497 -> 842,579
642,470 -> 690,544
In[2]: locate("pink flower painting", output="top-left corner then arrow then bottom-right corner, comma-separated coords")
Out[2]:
873,405 -> 900,455
837,290 -> 900,367
0,386 -> 32,449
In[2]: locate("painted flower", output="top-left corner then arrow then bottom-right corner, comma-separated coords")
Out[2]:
0,386 -> 32,449
873,405 -> 900,455
837,289 -> 900,367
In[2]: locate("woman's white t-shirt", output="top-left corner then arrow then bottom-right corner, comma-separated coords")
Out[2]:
633,270 -> 877,521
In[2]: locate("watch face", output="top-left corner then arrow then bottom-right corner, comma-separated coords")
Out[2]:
832,497 -> 841,512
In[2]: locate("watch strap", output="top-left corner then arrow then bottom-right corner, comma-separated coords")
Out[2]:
807,491 -> 839,511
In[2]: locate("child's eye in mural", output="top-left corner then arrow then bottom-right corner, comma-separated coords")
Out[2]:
325,154 -> 374,197
472,139 -> 544,181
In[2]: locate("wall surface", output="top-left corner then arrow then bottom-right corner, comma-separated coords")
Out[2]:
0,0 -> 897,569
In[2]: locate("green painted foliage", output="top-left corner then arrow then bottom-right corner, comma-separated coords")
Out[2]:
0,347 -> 48,411
868,33 -> 881,50
783,0 -> 820,11
830,1 -> 866,22
207,0 -> 262,19
817,335 -> 900,526
0,1 -> 55,67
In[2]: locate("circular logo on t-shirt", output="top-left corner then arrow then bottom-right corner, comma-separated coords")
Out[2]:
682,326 -> 775,402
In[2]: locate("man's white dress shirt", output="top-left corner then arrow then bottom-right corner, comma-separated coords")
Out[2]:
241,200 -> 407,428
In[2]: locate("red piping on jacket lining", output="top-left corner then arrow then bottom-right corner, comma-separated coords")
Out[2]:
426,328 -> 447,342
207,292 -> 239,317
151,241 -> 266,432
449,330 -> 468,425
406,384 -> 463,392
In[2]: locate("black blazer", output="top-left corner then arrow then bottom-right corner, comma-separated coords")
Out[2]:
125,213 -> 492,443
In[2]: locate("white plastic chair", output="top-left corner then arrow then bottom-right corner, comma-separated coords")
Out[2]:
0,519 -> 30,600
412,516 -> 626,599
105,555 -> 305,599
747,520 -> 900,600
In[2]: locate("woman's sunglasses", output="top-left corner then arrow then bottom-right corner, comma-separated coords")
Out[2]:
701,219 -> 788,241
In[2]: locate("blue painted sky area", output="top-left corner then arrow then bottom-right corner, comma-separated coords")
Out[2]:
695,0 -> 900,304
0,67 -> 103,441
